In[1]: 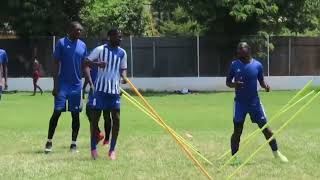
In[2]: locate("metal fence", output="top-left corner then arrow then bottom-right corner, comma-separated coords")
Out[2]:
1,36 -> 320,77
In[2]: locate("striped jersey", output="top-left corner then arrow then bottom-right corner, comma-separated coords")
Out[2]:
87,43 -> 127,95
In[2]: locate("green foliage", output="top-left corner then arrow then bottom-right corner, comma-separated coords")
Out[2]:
80,0 -> 150,37
159,7 -> 204,36
0,0 -> 91,36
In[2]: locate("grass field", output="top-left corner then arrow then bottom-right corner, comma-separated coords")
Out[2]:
0,91 -> 319,180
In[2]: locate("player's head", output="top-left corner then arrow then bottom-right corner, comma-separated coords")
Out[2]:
237,42 -> 251,59
68,21 -> 83,40
108,28 -> 122,47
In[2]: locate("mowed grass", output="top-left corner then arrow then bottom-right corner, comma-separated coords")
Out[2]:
0,91 -> 319,180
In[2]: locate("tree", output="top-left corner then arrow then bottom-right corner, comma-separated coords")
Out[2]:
0,0 -> 91,36
276,0 -> 320,35
152,0 -> 278,36
80,0 -> 150,37
159,7 -> 203,36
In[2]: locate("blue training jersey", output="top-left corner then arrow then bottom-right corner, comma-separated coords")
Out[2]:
53,37 -> 87,86
226,59 -> 264,102
0,49 -> 8,64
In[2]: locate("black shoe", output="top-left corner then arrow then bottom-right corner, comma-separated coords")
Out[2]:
70,144 -> 79,153
44,142 -> 52,154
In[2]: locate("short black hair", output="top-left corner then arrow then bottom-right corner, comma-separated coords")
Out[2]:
68,21 -> 82,32
107,28 -> 120,37
237,42 -> 251,50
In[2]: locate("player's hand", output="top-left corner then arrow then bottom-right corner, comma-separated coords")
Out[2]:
89,84 -> 95,94
52,88 -> 58,97
121,78 -> 127,84
265,85 -> 270,92
97,61 -> 107,69
234,81 -> 243,89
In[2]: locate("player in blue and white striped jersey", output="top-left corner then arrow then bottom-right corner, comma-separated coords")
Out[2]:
84,29 -> 127,160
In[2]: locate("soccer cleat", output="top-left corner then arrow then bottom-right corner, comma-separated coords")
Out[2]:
91,149 -> 98,160
229,156 -> 242,166
44,142 -> 52,154
70,144 -> 79,153
103,139 -> 109,146
273,151 -> 289,163
108,151 -> 116,160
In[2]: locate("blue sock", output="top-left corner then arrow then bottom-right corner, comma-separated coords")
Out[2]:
91,138 -> 97,150
109,138 -> 117,152
270,139 -> 278,151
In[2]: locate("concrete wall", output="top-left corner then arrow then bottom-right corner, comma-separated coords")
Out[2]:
6,76 -> 319,92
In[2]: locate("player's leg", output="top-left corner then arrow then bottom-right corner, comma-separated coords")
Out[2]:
0,85 -> 2,100
102,110 -> 112,145
90,109 -> 102,159
44,90 -> 66,153
109,109 -> 120,160
86,105 -> 104,144
36,80 -> 43,95
68,89 -> 82,152
251,102 -> 288,162
70,111 -> 80,152
32,78 -> 37,95
231,101 -> 246,155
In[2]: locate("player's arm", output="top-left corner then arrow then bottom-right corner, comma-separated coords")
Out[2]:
52,60 -> 60,96
52,40 -> 63,96
120,51 -> 128,84
84,46 -> 106,69
3,63 -> 8,90
226,62 -> 243,89
83,61 -> 94,91
3,51 -> 8,89
120,69 -> 127,84
258,64 -> 270,92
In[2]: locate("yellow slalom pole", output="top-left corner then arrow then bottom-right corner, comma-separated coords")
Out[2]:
124,77 -> 213,180
122,93 -> 213,165
218,82 -> 313,160
121,90 -> 201,153
218,90 -> 315,171
121,88 -> 202,154
281,80 -> 313,110
227,91 -> 320,180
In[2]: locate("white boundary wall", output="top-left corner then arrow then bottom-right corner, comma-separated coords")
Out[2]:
6,76 -> 320,92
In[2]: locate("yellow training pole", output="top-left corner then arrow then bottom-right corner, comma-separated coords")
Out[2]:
281,80 -> 313,110
122,93 -> 213,165
227,91 -> 320,180
124,77 -> 213,180
121,90 -> 201,153
219,90 -> 315,171
121,88 -> 202,153
218,82 -> 313,160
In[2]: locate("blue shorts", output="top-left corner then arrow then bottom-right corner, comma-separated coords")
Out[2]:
54,84 -> 82,112
92,91 -> 120,110
233,98 -> 267,125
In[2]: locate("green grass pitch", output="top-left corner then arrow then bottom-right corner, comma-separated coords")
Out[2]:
0,91 -> 319,179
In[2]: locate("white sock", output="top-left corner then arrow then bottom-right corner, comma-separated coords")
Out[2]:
47,139 -> 52,143
71,141 -> 77,145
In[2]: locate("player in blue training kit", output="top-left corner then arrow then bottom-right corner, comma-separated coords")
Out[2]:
84,29 -> 127,160
44,22 -> 87,153
0,48 -> 8,101
226,42 -> 288,162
